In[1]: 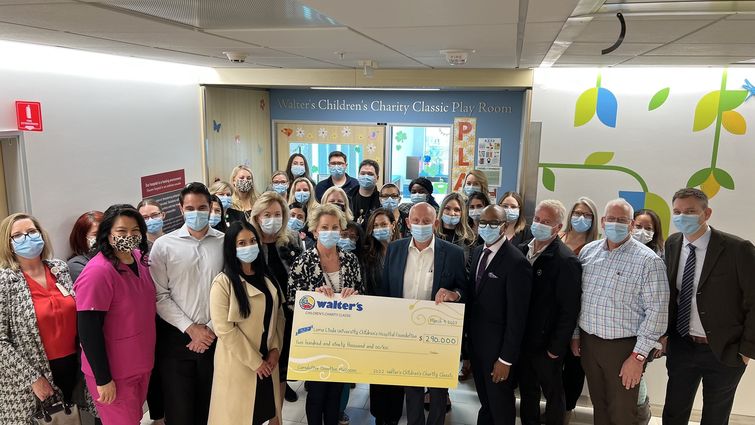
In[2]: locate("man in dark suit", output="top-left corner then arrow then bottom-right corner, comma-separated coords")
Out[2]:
517,200 -> 582,425
381,202 -> 466,425
467,205 -> 533,425
662,188 -> 755,425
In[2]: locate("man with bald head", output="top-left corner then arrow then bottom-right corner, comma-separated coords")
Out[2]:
466,205 -> 532,425
382,202 -> 466,425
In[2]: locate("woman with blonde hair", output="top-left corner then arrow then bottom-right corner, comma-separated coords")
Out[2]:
288,177 -> 320,213
0,213 -> 94,423
435,193 -> 477,259
210,180 -> 246,225
461,170 -> 490,200
268,171 -> 290,198
498,191 -> 533,246
249,191 -> 303,404
229,165 -> 259,220
321,186 -> 354,221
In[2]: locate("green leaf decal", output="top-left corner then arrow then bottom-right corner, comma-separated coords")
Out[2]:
686,168 -> 711,188
542,167 -> 556,191
644,192 -> 671,239
693,91 -> 719,132
719,90 -> 748,112
648,88 -> 670,111
574,87 -> 598,127
713,168 -> 735,189
584,151 -> 615,166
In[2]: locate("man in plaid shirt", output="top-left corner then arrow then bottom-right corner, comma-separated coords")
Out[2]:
570,198 -> 669,425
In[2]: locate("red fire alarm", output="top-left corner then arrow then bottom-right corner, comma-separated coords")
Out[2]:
16,101 -> 43,132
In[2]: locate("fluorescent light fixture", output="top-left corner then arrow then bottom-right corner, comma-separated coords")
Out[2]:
310,87 -> 440,91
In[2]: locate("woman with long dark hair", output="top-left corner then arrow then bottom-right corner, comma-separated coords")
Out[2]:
74,204 -> 157,424
67,210 -> 104,282
208,221 -> 285,425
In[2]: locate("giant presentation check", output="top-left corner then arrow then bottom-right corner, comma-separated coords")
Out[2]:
288,291 -> 465,388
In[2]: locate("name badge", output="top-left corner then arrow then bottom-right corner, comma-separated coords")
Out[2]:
56,283 -> 71,297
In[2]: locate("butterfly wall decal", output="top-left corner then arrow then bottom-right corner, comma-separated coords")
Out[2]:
212,120 -> 221,133
743,79 -> 755,102
281,128 -> 293,137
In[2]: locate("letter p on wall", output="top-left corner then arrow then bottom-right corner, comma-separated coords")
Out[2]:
457,121 -> 473,140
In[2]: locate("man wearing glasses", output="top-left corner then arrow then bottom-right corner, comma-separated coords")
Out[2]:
466,205 -> 532,425
314,150 -> 359,202
570,198 -> 669,425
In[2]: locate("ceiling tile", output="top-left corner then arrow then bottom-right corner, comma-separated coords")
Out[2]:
620,55 -> 751,65
360,25 -> 517,56
564,42 -> 661,56
646,43 -> 755,57
555,54 -> 631,66
675,20 -> 755,43
575,16 -> 718,44
526,0 -> 580,23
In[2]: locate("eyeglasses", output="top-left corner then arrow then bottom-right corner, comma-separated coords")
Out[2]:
380,194 -> 401,200
605,216 -> 631,224
142,213 -> 162,220
478,222 -> 503,228
572,211 -> 594,219
10,229 -> 40,244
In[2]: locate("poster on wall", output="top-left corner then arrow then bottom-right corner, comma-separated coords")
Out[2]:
477,166 -> 503,188
451,117 -> 477,191
477,138 -> 501,167
140,169 -> 185,233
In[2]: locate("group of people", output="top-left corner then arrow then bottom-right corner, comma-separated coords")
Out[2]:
0,148 -> 752,425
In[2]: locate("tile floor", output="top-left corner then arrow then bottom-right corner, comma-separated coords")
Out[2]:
139,379 -> 687,425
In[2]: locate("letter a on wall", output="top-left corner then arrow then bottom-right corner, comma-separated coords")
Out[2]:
452,117 -> 476,191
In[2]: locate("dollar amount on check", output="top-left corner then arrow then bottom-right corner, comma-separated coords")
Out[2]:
287,291 -> 465,388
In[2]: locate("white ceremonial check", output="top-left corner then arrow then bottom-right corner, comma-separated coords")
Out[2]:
288,290 -> 465,388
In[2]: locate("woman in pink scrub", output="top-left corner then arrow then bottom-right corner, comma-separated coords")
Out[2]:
74,204 -> 156,424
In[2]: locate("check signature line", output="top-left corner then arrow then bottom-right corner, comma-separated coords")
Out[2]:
309,332 -> 416,340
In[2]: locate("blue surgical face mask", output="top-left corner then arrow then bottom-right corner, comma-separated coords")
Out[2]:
410,193 -> 427,204
504,208 -> 520,222
272,183 -> 288,195
184,210 -> 209,231
208,214 -> 221,227
672,213 -> 702,235
236,244 -> 259,263
146,217 -> 164,234
218,195 -> 232,210
570,215 -> 592,233
380,197 -> 398,211
12,233 -> 45,259
604,222 -> 630,243
468,208 -> 482,220
337,237 -> 357,252
294,191 -> 310,204
288,217 -> 305,232
463,185 -> 481,196
318,230 -> 340,249
531,222 -> 555,241
478,224 -> 502,245
329,164 -> 346,179
358,174 -> 376,189
372,227 -> 392,241
441,214 -> 461,226
291,164 -> 306,177
260,217 -> 283,235
410,224 -> 433,242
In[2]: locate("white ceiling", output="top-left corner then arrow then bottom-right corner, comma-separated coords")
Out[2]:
0,0 -> 753,69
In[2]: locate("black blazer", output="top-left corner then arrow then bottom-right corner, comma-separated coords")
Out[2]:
381,237 -> 466,300
518,238 -> 582,357
466,239 -> 532,365
665,227 -> 755,366
509,225 -> 533,247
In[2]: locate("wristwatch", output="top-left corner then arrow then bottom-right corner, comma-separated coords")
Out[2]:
632,352 -> 646,362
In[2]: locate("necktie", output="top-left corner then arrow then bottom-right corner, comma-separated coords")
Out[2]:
475,248 -> 492,291
676,244 -> 697,337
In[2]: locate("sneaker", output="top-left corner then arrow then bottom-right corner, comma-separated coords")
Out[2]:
338,412 -> 350,425
285,384 -> 298,402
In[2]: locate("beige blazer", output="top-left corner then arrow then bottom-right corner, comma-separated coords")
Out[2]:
208,272 -> 286,425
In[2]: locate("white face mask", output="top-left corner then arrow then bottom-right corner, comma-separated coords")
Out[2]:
632,228 -> 654,245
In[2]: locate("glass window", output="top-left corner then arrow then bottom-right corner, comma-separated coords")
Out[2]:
390,126 -> 452,204
289,143 -> 362,183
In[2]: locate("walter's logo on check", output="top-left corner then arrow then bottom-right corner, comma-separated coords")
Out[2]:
299,295 -> 316,310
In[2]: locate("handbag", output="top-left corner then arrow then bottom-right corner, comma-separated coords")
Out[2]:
33,396 -> 81,425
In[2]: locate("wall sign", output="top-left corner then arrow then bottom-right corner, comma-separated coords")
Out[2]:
140,169 -> 186,233
16,101 -> 43,131
451,117 -> 476,191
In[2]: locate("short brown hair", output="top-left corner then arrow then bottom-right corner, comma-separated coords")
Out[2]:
672,188 -> 708,209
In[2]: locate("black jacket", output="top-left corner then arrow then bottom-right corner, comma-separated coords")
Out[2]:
665,227 -> 755,366
518,237 -> 582,357
466,239 -> 532,366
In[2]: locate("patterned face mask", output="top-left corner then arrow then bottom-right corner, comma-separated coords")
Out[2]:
235,178 -> 253,193
111,234 -> 142,252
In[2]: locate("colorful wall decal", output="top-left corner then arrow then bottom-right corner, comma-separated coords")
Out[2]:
574,74 -> 618,128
